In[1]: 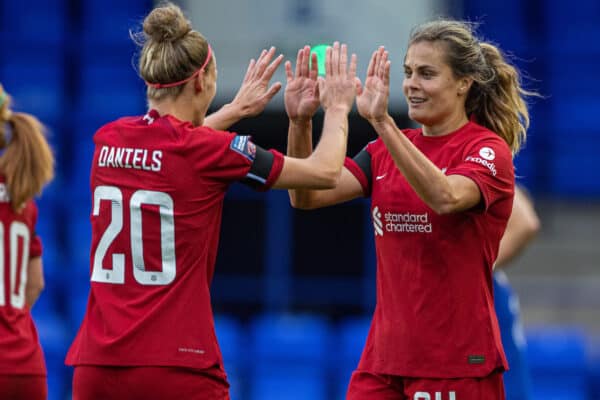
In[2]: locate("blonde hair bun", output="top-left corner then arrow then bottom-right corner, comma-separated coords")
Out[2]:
143,2 -> 191,43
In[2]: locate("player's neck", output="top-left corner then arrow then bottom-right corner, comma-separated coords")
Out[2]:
422,112 -> 469,137
149,98 -> 205,127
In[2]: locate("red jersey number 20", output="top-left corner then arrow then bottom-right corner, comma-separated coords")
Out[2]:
91,185 -> 176,286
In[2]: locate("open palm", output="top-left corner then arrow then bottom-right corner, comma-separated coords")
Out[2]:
231,47 -> 284,117
317,42 -> 358,113
285,46 -> 320,120
357,47 -> 391,122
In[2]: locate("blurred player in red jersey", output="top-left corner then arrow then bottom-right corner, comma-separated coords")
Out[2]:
0,84 -> 54,400
64,3 -> 358,399
288,20 -> 538,399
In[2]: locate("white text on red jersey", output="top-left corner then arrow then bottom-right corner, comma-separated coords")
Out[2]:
98,146 -> 163,172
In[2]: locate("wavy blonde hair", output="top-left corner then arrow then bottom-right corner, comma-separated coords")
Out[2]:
409,20 -> 539,154
0,84 -> 54,211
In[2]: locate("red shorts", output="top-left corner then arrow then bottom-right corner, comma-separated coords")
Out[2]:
72,365 -> 230,400
346,369 -> 505,400
0,374 -> 47,400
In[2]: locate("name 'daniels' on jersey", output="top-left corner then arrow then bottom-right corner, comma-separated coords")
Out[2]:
97,145 -> 163,172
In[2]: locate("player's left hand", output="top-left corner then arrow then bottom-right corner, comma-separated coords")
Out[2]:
356,46 -> 391,124
230,47 -> 284,117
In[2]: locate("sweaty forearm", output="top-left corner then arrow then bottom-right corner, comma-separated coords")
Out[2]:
308,107 -> 349,184
203,103 -> 245,130
287,118 -> 313,158
287,118 -> 317,206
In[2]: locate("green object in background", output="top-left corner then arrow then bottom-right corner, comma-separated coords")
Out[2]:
310,44 -> 329,76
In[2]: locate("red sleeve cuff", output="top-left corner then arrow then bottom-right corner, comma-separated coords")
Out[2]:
344,157 -> 371,197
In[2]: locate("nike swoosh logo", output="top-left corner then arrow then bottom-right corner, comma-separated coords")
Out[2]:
376,174 -> 386,180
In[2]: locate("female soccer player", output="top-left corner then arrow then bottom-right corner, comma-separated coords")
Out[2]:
0,84 -> 54,400
65,3 -> 358,399
287,20 -> 537,399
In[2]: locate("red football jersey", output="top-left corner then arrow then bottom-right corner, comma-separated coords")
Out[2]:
0,177 -> 46,375
66,110 -> 283,372
345,121 -> 513,378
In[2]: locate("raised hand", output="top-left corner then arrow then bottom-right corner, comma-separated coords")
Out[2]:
230,47 -> 284,117
356,46 -> 391,123
284,46 -> 320,122
318,42 -> 358,113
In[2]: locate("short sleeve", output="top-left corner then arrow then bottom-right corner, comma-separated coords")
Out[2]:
446,138 -> 514,211
184,129 -> 255,184
184,127 -> 284,190
345,141 -> 377,197
30,234 -> 43,258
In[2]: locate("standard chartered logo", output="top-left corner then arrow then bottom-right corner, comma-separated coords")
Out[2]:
372,206 -> 384,236
372,205 -> 433,236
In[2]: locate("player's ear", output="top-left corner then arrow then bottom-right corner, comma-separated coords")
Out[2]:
194,72 -> 204,93
458,77 -> 473,95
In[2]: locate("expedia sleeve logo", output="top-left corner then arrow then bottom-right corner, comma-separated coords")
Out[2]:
464,146 -> 497,176
372,206 -> 433,236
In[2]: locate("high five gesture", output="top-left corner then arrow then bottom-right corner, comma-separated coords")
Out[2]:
277,42 -> 358,190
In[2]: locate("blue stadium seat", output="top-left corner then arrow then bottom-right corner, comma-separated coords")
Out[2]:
513,150 -> 539,192
0,60 -> 65,123
336,316 -> 371,398
543,0 -> 600,53
250,373 -> 327,400
249,313 -> 332,400
81,0 -> 152,44
76,63 -> 146,121
462,0 -> 530,55
31,307 -> 70,400
37,234 -> 63,296
588,346 -> 600,400
543,0 -> 600,22
68,136 -> 96,196
250,313 -> 332,363
214,315 -> 245,400
548,95 -> 600,133
63,215 -> 92,331
65,273 -> 90,333
526,327 -> 588,400
547,54 -> 600,96
0,0 -> 67,44
549,134 -> 600,197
